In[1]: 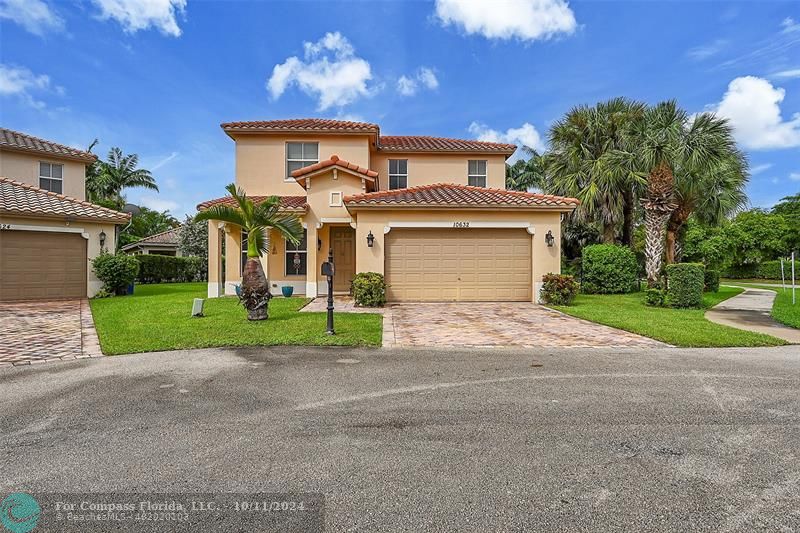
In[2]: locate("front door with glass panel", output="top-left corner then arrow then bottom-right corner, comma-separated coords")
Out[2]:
331,227 -> 356,292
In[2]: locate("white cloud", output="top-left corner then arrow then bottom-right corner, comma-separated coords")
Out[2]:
396,67 -> 439,96
686,39 -> 728,61
790,172 -> 800,182
0,0 -> 63,36
468,121 -> 546,158
434,0 -> 577,42
0,64 -> 62,109
781,17 -> 799,33
149,151 -> 179,171
750,163 -> 773,175
267,32 -> 374,110
138,194 -> 179,212
91,0 -> 187,37
709,76 -> 800,150
773,68 -> 800,79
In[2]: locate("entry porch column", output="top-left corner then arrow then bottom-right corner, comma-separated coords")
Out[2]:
207,220 -> 223,298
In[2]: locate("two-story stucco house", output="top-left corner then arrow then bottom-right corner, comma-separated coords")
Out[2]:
0,127 -> 130,301
199,119 -> 578,303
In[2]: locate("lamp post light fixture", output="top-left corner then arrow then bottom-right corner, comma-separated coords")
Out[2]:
366,230 -> 375,248
545,230 -> 555,247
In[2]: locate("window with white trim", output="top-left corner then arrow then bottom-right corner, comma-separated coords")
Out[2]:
286,142 -> 319,180
39,162 -> 63,194
330,191 -> 342,207
468,160 -> 487,187
285,229 -> 308,276
388,159 -> 408,189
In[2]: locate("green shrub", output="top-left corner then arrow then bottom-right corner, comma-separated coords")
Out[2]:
722,264 -> 759,279
352,272 -> 386,307
644,288 -> 666,307
755,260 -> 799,280
134,255 -> 207,283
665,263 -> 705,308
92,253 -> 139,295
581,244 -> 638,294
704,269 -> 720,293
540,273 -> 579,305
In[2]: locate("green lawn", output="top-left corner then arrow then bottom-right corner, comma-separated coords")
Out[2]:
89,282 -> 382,355
724,282 -> 800,330
552,286 -> 786,347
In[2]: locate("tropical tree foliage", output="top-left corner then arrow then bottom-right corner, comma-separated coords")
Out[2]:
505,147 -> 547,192
119,207 -> 179,248
178,214 -> 209,260
86,147 -> 158,203
195,184 -> 303,321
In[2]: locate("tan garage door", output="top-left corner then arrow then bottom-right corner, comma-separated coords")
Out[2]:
386,228 -> 531,302
0,231 -> 87,301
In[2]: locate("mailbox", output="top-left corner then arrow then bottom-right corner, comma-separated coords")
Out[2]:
321,261 -> 335,277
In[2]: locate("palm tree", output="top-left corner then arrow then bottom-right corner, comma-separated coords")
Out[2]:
506,147 -> 547,192
547,98 -> 645,245
87,147 -> 158,203
195,184 -> 303,321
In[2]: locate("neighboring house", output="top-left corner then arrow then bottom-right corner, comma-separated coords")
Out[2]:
0,127 -> 130,301
121,227 -> 182,256
198,119 -> 578,303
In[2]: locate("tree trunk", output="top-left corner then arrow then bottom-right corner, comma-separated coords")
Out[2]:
644,209 -> 671,287
665,226 -> 677,265
621,187 -> 634,247
602,223 -> 616,244
665,210 -> 688,265
241,257 -> 271,321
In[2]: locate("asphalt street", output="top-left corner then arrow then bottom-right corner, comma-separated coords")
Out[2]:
1,345 -> 799,532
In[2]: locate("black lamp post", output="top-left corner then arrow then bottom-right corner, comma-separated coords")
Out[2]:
321,248 -> 335,335
366,230 -> 375,248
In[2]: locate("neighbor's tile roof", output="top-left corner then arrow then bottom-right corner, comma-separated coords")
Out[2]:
120,227 -> 181,251
196,195 -> 308,212
0,127 -> 97,163
378,136 -> 516,154
221,118 -> 380,134
291,154 -> 378,179
344,183 -> 579,209
0,177 -> 130,223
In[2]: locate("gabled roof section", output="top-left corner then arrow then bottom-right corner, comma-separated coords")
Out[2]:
344,183 -> 579,210
196,195 -> 308,212
221,118 -> 380,136
378,136 -> 516,155
0,127 -> 97,163
120,227 -> 181,251
0,177 -> 130,223
291,155 -> 378,182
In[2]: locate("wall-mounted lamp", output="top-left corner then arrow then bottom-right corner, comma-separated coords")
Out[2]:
318,238 -> 322,251
545,230 -> 555,247
99,230 -> 107,249
366,230 -> 375,248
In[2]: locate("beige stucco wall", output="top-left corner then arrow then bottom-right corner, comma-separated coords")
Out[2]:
0,215 -> 118,297
232,133 -> 372,196
370,152 -> 507,190
0,150 -> 88,200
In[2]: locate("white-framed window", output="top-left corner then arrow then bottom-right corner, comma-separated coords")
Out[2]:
468,160 -> 487,187
285,229 -> 308,276
388,159 -> 408,189
286,142 -> 319,180
330,191 -> 342,207
39,162 -> 63,194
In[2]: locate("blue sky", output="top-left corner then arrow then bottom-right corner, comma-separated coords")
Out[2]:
1,0 -> 799,217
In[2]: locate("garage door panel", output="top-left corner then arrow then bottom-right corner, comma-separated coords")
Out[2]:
386,228 -> 531,302
1,231 -> 87,301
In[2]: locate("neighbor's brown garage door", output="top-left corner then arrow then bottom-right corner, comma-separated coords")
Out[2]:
0,231 -> 87,301
386,228 -> 531,302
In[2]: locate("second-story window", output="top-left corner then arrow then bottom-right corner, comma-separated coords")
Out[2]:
39,162 -> 63,194
468,160 -> 487,188
286,142 -> 319,180
388,159 -> 408,189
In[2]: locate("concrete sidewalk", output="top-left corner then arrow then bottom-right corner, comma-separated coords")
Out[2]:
706,287 -> 800,343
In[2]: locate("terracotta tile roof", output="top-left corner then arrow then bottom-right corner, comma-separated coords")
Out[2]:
0,127 -> 97,163
196,195 -> 308,212
291,154 -> 378,180
221,118 -> 379,134
0,177 -> 130,223
344,183 -> 579,210
379,136 -> 517,154
120,227 -> 181,251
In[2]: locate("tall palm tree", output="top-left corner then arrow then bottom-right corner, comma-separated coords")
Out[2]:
195,184 -> 303,321
87,147 -> 158,203
506,147 -> 547,192
547,97 -> 645,245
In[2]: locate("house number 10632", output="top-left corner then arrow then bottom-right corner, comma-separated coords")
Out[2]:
453,222 -> 470,228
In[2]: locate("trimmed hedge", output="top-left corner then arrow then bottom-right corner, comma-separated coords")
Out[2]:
581,244 -> 638,294
352,272 -> 386,307
134,255 -> 207,284
704,269 -> 720,293
92,253 -> 139,295
644,288 -> 666,307
540,273 -> 579,306
723,260 -> 799,280
666,263 -> 705,308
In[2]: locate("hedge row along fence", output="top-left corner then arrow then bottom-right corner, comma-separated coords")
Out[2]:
134,255 -> 207,284
723,260 -> 799,280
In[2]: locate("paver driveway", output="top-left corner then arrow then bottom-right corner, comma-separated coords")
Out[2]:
388,302 -> 664,348
0,299 -> 102,366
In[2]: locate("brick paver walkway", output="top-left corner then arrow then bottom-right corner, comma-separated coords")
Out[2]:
390,302 -> 664,348
0,299 -> 103,366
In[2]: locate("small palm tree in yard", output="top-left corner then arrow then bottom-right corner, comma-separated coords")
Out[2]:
196,184 -> 303,321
